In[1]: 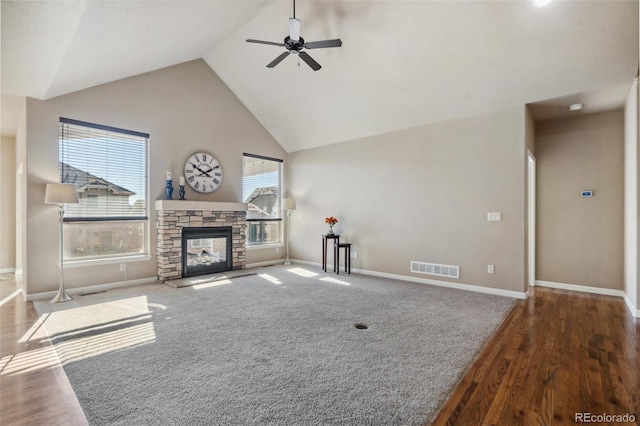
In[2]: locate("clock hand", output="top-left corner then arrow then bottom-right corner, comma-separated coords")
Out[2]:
197,165 -> 219,177
194,165 -> 212,178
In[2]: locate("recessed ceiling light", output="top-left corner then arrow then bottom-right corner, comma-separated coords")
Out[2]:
533,0 -> 552,7
569,103 -> 584,111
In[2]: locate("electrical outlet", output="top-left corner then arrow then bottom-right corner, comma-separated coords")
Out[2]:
120,263 -> 127,272
487,212 -> 502,221
487,265 -> 494,274
351,251 -> 358,258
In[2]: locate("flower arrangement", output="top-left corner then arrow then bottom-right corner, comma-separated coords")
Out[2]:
325,216 -> 338,235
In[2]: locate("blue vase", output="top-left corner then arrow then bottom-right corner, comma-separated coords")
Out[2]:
166,180 -> 174,200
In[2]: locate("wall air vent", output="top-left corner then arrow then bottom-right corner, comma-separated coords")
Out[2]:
410,261 -> 459,279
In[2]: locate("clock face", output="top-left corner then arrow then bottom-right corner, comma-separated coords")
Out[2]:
183,152 -> 223,193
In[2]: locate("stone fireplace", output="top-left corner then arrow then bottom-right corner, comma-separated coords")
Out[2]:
155,200 -> 247,283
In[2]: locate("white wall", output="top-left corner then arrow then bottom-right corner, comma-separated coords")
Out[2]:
624,78 -> 639,313
0,137 -> 17,272
15,98 -> 27,292
24,60 -> 286,296
287,106 -> 528,294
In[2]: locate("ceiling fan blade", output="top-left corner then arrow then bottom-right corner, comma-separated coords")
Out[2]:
266,52 -> 290,68
289,18 -> 301,41
246,39 -> 285,47
298,51 -> 321,71
304,39 -> 342,49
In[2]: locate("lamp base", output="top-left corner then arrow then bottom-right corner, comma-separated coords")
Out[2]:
283,259 -> 292,266
50,289 -> 73,303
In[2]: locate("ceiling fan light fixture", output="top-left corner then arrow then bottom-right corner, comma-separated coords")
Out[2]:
569,103 -> 584,111
289,18 -> 301,41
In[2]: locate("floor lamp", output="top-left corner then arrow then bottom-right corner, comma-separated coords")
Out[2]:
282,198 -> 296,266
45,183 -> 79,303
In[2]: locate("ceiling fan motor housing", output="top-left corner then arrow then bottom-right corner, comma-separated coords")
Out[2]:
284,36 -> 305,52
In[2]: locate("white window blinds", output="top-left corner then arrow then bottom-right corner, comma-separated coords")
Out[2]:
59,118 -> 149,221
242,153 -> 283,221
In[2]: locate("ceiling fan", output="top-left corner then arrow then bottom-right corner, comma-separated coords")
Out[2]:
246,0 -> 342,71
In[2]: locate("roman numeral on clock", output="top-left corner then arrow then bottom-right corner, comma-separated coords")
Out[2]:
188,175 -> 195,182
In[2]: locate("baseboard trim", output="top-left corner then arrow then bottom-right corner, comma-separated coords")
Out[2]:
14,268 -> 23,276
534,280 -> 638,317
535,280 -> 625,298
246,260 -> 284,269
291,259 -> 527,299
0,267 -> 16,274
26,276 -> 157,301
623,293 -> 640,318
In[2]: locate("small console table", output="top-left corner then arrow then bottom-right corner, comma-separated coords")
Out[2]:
322,234 -> 340,273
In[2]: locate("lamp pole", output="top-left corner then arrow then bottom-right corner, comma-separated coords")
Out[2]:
51,203 -> 73,303
284,208 -> 292,266
45,183 -> 79,303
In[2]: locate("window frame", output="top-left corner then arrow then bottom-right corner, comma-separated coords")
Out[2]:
58,117 -> 151,264
242,153 -> 284,248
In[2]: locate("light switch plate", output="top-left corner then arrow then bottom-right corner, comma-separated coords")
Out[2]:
487,212 -> 502,221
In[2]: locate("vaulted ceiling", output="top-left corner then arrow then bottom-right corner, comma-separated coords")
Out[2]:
2,0 -> 638,152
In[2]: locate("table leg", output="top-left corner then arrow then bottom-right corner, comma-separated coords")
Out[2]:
322,237 -> 326,272
335,238 -> 339,275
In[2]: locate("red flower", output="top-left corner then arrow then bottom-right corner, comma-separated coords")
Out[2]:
324,216 -> 338,225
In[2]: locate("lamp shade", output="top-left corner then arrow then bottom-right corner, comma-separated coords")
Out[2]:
45,183 -> 79,204
282,198 -> 297,211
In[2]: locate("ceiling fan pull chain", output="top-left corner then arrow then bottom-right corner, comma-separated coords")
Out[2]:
293,0 -> 296,18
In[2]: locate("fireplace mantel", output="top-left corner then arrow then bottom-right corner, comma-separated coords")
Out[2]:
155,200 -> 248,212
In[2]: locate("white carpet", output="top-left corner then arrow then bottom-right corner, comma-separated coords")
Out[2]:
35,264 -> 515,425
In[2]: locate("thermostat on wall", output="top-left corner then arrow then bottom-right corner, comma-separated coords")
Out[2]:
581,190 -> 593,198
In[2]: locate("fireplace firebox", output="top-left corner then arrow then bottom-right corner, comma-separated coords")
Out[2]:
181,227 -> 233,278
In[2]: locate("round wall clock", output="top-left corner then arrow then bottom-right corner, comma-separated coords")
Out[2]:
183,152 -> 223,193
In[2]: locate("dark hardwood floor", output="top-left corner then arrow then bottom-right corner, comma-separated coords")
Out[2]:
0,275 -> 87,426
432,287 -> 639,425
1,275 -> 637,425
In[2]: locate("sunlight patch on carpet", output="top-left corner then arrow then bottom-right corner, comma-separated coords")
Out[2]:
286,267 -> 319,278
30,295 -> 156,367
320,276 -> 351,286
193,279 -> 232,290
258,273 -> 282,285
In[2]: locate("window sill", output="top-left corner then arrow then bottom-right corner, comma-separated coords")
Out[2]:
64,254 -> 152,268
246,243 -> 284,251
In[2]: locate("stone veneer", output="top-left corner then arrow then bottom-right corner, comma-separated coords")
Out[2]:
155,201 -> 248,283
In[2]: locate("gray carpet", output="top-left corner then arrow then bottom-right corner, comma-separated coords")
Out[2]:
34,265 -> 515,425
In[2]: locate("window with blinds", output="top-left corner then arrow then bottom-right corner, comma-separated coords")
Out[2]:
59,118 -> 148,221
242,153 -> 283,245
58,118 -> 149,260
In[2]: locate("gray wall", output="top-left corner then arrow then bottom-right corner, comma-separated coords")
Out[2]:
536,110 -> 624,290
0,137 -> 16,271
24,60 -> 286,296
287,106 -> 528,294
